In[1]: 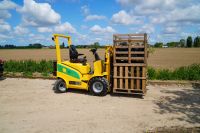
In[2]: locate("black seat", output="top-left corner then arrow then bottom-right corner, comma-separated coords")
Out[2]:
69,45 -> 87,64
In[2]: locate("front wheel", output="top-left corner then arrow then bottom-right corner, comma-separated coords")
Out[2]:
89,77 -> 108,96
54,79 -> 67,93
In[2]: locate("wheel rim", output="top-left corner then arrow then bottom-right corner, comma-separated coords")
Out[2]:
58,82 -> 66,92
92,81 -> 103,93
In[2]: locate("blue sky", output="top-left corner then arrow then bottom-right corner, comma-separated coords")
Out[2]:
0,0 -> 200,46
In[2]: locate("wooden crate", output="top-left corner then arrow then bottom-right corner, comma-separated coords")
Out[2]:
112,34 -> 147,95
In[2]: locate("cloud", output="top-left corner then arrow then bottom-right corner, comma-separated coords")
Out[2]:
18,0 -> 61,26
54,22 -> 76,34
90,25 -> 116,34
138,24 -> 155,34
162,26 -> 180,34
0,0 -> 18,10
111,10 -> 141,25
14,25 -> 29,34
85,15 -> 106,21
81,5 -> 90,16
168,5 -> 200,23
0,0 -> 18,19
0,10 -> 11,19
0,20 -> 11,33
37,27 -> 52,33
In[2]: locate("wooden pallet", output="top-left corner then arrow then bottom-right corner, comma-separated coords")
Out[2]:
112,33 -> 147,95
112,65 -> 147,94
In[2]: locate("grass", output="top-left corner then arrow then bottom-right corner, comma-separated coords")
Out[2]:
3,60 -> 200,80
4,60 -> 53,73
148,64 -> 200,80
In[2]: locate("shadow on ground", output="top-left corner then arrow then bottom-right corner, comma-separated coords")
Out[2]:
154,83 -> 200,124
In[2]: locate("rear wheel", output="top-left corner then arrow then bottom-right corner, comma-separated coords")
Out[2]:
54,79 -> 67,93
89,77 -> 108,96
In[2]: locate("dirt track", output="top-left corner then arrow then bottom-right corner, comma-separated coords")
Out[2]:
0,78 -> 200,133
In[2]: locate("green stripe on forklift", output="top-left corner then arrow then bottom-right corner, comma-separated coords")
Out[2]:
57,64 -> 80,79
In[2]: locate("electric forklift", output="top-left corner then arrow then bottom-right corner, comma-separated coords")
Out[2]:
52,34 -> 113,96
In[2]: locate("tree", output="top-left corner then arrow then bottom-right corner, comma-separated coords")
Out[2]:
194,36 -> 200,47
166,42 -> 179,47
93,42 -> 100,48
179,39 -> 185,47
186,36 -> 192,47
154,42 -> 163,48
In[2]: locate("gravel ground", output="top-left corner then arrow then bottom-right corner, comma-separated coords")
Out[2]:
0,78 -> 199,133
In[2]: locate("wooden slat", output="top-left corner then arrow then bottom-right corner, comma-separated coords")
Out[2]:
115,57 -> 129,60
113,66 -> 117,89
131,67 -> 134,90
142,67 -> 146,94
130,57 -> 144,60
113,33 -> 145,36
119,67 -> 123,89
130,46 -> 145,48
113,76 -> 146,79
115,45 -> 144,48
125,67 -> 128,89
113,63 -> 146,67
115,57 -> 144,60
113,88 -> 143,92
115,51 -> 129,54
113,46 -> 116,63
114,39 -> 144,42
131,52 -> 145,54
136,66 -> 140,89
128,44 -> 131,63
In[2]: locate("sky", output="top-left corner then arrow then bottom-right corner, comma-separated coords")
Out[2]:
0,0 -> 200,46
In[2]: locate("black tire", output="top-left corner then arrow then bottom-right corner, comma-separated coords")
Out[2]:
54,79 -> 67,93
89,77 -> 109,96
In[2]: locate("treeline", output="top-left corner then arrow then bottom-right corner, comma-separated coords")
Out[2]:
0,43 -> 43,49
0,42 -> 105,49
154,36 -> 200,48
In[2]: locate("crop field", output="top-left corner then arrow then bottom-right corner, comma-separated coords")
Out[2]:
0,48 -> 200,69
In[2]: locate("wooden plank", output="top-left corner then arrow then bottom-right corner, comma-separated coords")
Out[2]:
130,57 -> 144,60
113,46 -> 116,63
136,66 -> 140,90
115,57 -> 144,60
115,45 -> 144,48
144,33 -> 148,65
115,51 -> 129,54
114,88 -> 143,92
128,44 -> 131,63
131,52 -> 145,54
115,57 -> 129,60
131,66 -> 134,90
142,67 -> 146,93
125,67 -> 128,89
113,66 -> 117,89
113,76 -> 146,79
114,40 -> 144,42
130,46 -> 145,48
113,33 -> 145,36
119,66 -> 123,89
113,63 -> 146,67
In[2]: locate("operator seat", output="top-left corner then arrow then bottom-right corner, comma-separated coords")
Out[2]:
69,45 -> 87,64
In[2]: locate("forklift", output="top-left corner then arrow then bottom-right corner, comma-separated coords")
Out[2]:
52,34 -> 113,96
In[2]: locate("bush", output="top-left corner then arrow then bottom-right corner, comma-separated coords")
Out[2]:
3,60 -> 200,80
4,60 -> 53,73
147,67 -> 157,80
